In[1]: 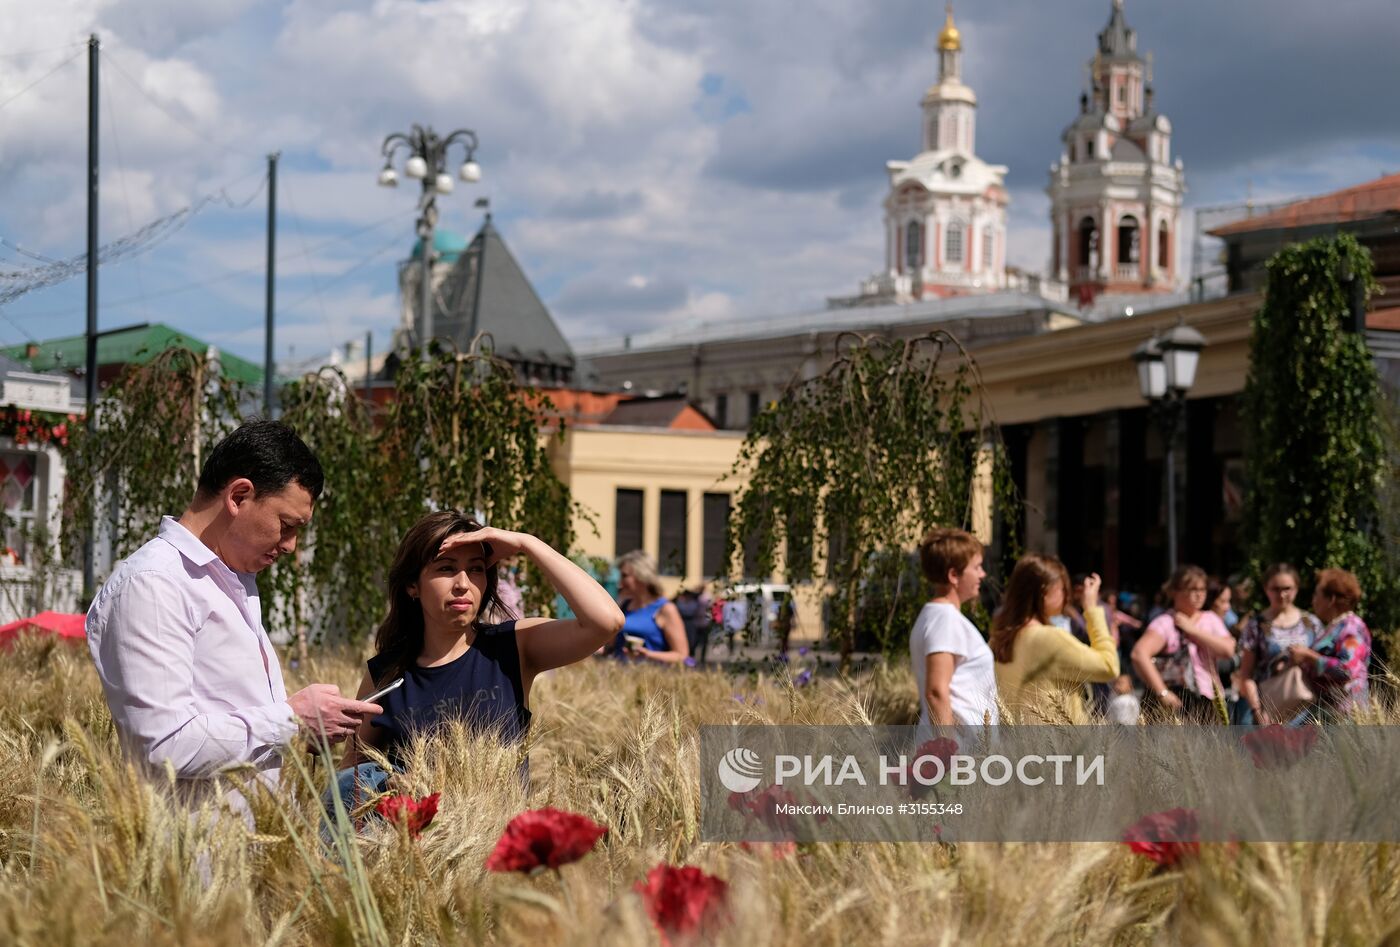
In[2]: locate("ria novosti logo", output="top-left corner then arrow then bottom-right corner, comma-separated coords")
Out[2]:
717,747 -> 763,793
714,743 -> 1107,790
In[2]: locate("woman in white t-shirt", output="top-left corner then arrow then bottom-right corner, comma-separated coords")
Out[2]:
909,527 -> 999,728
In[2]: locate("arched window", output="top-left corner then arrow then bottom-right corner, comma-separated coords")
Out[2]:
946,221 -> 965,264
1069,141 -> 1077,163
928,115 -> 940,150
982,226 -> 994,272
1157,221 -> 1170,269
1077,216 -> 1099,270
1118,215 -> 1141,264
905,220 -> 924,269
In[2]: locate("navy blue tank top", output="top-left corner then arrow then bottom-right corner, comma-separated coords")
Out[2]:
366,621 -> 531,763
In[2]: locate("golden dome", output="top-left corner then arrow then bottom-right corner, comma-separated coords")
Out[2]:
938,3 -> 962,51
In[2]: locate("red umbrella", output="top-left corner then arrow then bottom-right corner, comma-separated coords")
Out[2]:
0,611 -> 86,650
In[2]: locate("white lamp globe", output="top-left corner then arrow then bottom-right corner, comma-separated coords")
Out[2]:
404,155 -> 428,179
377,166 -> 398,187
435,172 -> 454,194
459,160 -> 481,183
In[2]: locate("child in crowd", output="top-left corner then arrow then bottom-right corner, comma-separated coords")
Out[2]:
1106,674 -> 1140,725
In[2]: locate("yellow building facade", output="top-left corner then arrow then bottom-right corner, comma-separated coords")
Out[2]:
548,423 -> 828,641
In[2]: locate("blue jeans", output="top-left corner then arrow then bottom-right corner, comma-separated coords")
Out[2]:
323,761 -> 393,822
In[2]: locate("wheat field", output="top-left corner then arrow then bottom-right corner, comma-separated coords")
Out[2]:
1,634 -> 1398,946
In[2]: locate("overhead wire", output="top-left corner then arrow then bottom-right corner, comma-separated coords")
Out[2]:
2,43 -> 413,356
0,239 -> 59,264
278,186 -> 340,352
0,41 -> 88,61
103,58 -> 150,323
100,45 -> 262,161
0,36 -> 275,311
3,207 -> 412,316
277,229 -> 406,314
0,171 -> 278,309
0,47 -> 83,116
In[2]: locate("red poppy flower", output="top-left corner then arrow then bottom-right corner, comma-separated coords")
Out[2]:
730,785 -> 829,835
902,737 -> 959,799
375,792 -> 440,837
484,807 -> 608,872
743,784 -> 798,832
1241,725 -> 1319,770
1122,807 -> 1200,867
634,864 -> 729,941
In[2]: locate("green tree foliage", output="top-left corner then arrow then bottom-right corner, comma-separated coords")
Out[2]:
63,347 -> 244,564
727,331 -> 1019,661
63,343 -> 576,646
1241,232 -> 1397,634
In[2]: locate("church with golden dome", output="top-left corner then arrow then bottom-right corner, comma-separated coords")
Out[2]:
858,4 -> 1010,302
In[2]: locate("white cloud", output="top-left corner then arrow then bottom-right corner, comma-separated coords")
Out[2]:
1,0 -> 1398,365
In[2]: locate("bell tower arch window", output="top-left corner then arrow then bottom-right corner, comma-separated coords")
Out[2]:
1157,220 -> 1170,269
1077,216 -> 1099,271
945,221 -> 965,264
905,220 -> 924,270
1118,215 -> 1141,264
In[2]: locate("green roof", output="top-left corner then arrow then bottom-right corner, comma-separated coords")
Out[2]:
0,323 -> 264,387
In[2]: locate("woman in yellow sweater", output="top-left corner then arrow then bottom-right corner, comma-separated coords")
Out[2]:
991,554 -> 1119,722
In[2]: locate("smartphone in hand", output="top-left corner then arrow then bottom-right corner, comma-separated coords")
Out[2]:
364,677 -> 404,704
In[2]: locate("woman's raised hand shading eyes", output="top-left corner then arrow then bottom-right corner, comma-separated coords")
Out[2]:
441,527 -> 533,567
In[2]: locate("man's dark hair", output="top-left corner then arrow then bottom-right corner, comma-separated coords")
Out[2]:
196,418 -> 324,501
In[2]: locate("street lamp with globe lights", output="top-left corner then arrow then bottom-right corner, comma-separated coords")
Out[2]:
378,124 -> 481,358
1132,320 -> 1207,571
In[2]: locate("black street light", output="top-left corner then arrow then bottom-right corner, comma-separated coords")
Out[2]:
378,125 -> 481,359
1132,320 -> 1207,571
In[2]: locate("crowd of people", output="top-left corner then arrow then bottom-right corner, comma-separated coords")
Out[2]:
81,418 -> 1379,842
911,527 -> 1376,728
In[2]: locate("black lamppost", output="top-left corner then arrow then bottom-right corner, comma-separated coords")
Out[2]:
378,125 -> 481,358
1132,321 -> 1207,571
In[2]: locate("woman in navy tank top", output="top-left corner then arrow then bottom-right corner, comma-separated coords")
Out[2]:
329,510 -> 624,812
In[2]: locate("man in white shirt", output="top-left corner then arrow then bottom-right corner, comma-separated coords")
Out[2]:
87,420 -> 381,789
910,527 -> 999,729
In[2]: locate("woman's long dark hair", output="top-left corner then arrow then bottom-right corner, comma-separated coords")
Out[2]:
989,553 -> 1067,664
372,510 -> 499,685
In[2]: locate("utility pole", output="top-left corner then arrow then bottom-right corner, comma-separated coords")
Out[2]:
83,33 -> 100,599
264,152 -> 279,415
364,330 -> 372,401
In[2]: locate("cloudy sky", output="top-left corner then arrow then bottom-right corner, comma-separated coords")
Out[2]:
1,0 -> 1398,367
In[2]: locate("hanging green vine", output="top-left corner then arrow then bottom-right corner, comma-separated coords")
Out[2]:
726,330 -> 1021,662
1241,232 -> 1397,636
62,346 -> 245,566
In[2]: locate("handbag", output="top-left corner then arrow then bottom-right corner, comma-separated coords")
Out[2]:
1258,658 -> 1314,722
1152,624 -> 1199,694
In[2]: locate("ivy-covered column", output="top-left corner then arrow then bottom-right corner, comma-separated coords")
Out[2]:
1241,232 -> 1395,631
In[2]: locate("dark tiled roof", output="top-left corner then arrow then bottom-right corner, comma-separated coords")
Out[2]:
600,397 -> 690,427
428,218 -> 575,371
598,397 -> 718,430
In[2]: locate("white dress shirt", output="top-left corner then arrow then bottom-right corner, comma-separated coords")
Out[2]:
87,516 -> 299,781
